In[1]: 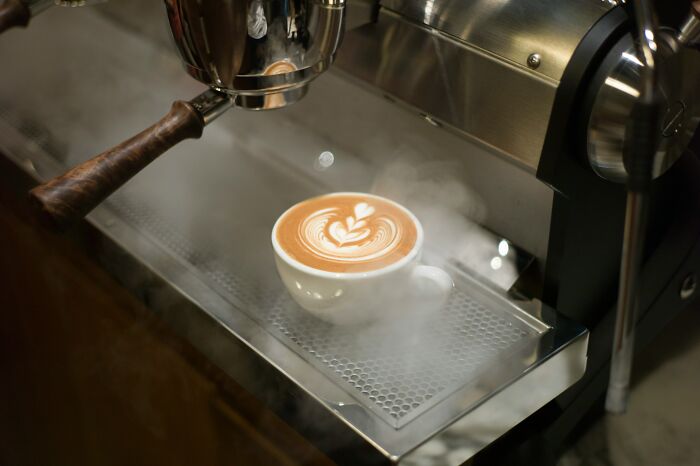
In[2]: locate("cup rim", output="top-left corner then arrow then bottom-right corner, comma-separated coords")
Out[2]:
271,192 -> 424,280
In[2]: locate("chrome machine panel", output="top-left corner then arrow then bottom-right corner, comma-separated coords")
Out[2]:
335,0 -> 614,171
382,0 -> 613,81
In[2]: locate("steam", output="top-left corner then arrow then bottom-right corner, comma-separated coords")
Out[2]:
368,138 -> 519,288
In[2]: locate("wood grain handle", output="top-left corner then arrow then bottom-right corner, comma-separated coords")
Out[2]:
0,0 -> 30,34
29,101 -> 204,230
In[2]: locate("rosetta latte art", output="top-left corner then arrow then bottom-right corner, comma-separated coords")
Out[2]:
276,193 -> 418,273
299,202 -> 402,263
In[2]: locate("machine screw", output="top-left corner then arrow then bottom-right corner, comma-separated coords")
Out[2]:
527,53 -> 541,69
680,273 -> 697,300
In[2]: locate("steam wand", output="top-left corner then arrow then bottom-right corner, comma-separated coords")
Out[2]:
605,0 -> 662,414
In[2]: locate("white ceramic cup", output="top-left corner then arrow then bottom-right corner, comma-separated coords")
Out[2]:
271,193 -> 454,325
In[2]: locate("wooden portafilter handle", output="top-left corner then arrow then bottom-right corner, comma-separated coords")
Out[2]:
29,101 -> 205,230
0,0 -> 30,34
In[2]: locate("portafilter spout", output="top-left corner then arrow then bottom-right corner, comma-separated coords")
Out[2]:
29,0 -> 345,229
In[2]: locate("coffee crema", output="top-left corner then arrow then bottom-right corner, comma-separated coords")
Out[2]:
275,193 -> 418,273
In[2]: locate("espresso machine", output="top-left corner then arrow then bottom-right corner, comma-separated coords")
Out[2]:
1,0 -> 700,465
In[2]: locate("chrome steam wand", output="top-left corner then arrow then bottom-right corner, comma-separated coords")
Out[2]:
605,0 -> 662,414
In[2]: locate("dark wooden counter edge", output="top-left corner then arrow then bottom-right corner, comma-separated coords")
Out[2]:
0,151 -> 387,466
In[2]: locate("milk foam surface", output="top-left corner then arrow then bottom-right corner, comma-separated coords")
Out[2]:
276,194 -> 418,273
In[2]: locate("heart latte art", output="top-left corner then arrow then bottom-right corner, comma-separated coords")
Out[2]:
275,194 -> 418,273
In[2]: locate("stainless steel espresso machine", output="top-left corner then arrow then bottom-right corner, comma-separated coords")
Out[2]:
1,0 -> 700,465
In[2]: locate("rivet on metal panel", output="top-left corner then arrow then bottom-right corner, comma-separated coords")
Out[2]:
527,53 -> 542,69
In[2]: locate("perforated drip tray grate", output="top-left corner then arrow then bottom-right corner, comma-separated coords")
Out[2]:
103,194 -> 550,429
215,268 -> 548,428
282,291 -> 545,425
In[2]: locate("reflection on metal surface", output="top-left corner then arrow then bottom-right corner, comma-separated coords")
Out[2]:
165,0 -> 345,109
381,0 -> 612,80
604,77 -> 640,98
335,9 -> 559,171
586,33 -> 700,183
498,239 -> 509,257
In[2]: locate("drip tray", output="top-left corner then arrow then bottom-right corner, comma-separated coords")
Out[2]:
91,187 -> 586,458
102,193 -> 553,430
100,192 -> 588,463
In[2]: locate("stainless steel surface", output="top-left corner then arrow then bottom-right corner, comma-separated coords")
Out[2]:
0,6 -> 584,464
335,9 -> 559,172
606,191 -> 649,414
380,0 -> 612,81
586,32 -> 700,183
345,0 -> 376,30
166,0 -> 345,110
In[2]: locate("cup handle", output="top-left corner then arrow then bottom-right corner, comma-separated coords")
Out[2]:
409,265 -> 454,310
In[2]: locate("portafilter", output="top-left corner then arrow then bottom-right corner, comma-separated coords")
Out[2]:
29,0 -> 345,229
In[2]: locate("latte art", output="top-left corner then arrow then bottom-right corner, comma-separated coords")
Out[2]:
275,194 -> 418,273
301,202 -> 402,262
